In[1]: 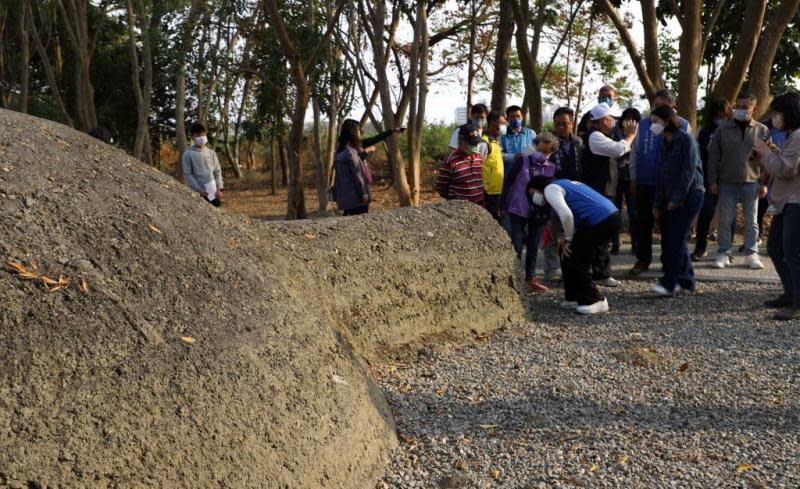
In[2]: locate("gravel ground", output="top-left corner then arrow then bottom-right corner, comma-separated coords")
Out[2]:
376,281 -> 800,488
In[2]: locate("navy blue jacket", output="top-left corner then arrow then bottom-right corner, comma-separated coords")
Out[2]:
654,129 -> 705,209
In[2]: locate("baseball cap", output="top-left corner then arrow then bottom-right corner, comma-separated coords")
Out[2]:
458,124 -> 483,145
590,103 -> 622,121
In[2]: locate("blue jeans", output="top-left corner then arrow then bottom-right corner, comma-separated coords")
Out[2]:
767,204 -> 800,307
509,214 -> 544,281
718,182 -> 760,256
660,190 -> 704,291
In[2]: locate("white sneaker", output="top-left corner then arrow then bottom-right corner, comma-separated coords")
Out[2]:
594,277 -> 620,287
560,300 -> 578,309
576,298 -> 609,315
746,254 -> 764,270
651,283 -> 676,297
712,254 -> 730,269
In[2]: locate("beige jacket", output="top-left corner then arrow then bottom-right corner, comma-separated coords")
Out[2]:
707,119 -> 770,184
762,129 -> 800,213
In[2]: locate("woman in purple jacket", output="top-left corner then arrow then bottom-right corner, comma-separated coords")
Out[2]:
502,132 -> 559,292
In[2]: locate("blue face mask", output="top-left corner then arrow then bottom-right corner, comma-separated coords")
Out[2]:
510,118 -> 523,130
600,97 -> 614,107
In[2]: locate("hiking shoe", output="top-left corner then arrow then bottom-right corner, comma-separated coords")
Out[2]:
594,277 -> 620,287
774,307 -> 800,321
712,254 -> 731,269
746,254 -> 764,270
628,262 -> 649,276
651,283 -> 677,297
576,298 -> 609,315
559,300 -> 578,309
765,295 -> 791,308
527,277 -> 550,293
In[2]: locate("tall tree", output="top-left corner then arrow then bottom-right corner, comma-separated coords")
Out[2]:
711,0 -> 768,101
125,0 -> 155,164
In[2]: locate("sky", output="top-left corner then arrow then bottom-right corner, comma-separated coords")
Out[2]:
344,2 -> 668,125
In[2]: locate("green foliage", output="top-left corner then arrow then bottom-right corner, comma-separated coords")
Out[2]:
397,122 -> 457,166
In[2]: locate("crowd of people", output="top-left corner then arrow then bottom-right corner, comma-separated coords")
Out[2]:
168,84 -> 800,322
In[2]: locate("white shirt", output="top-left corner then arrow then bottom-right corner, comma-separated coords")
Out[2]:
543,184 -> 576,240
588,131 -> 631,158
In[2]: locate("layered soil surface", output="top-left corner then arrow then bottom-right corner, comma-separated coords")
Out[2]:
0,109 -> 525,488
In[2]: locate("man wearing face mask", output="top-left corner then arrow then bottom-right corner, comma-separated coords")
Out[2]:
707,93 -> 770,270
483,110 -> 508,223
447,103 -> 489,161
181,123 -> 223,207
581,103 -> 637,287
436,123 -> 485,203
501,105 -> 537,159
628,89 -> 691,276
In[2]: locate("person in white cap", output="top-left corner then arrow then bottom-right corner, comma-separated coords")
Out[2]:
579,103 -> 638,287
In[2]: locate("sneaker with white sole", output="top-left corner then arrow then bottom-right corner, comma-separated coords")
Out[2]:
746,254 -> 764,270
712,253 -> 730,269
560,300 -> 578,309
576,298 -> 609,315
594,277 -> 620,287
651,283 -> 676,297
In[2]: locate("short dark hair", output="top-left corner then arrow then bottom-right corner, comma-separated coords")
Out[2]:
653,89 -> 674,102
88,126 -> 112,144
470,103 -> 489,116
599,85 -> 615,95
487,110 -> 505,125
736,93 -> 757,104
702,97 -> 730,129
650,105 -> 681,133
770,92 -> 800,131
190,123 -> 206,135
529,175 -> 554,192
619,107 -> 641,123
506,105 -> 524,117
553,107 -> 574,120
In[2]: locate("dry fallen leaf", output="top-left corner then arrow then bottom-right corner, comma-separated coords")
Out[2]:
589,463 -> 599,473
148,224 -> 163,234
677,362 -> 689,373
491,467 -> 501,480
180,336 -> 196,345
77,278 -> 89,293
6,261 -> 27,273
436,385 -> 447,396
618,455 -> 628,465
40,276 -> 59,286
479,424 -> 498,429
737,463 -> 755,473
303,233 -> 316,239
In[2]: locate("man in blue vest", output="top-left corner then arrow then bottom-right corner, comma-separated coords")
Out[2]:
629,90 -> 691,276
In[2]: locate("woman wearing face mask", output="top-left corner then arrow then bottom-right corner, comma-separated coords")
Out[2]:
753,92 -> 800,321
501,133 -> 559,292
332,120 -> 375,215
181,123 -> 224,207
692,97 -> 732,261
649,105 -> 705,296
527,176 -> 621,314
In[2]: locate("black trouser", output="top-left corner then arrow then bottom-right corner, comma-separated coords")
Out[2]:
205,196 -> 221,207
634,184 -> 657,265
562,212 -> 622,306
757,196 -> 769,237
484,193 -> 503,225
612,179 -> 637,250
343,204 -> 369,216
768,204 -> 800,308
693,190 -> 717,256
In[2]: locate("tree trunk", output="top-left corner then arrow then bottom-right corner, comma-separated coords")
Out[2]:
18,1 -> 30,113
174,0 -> 205,181
312,97 -> 326,214
749,0 -> 800,118
406,0 -> 428,206
599,0 -> 658,101
574,13 -> 595,125
676,0 -> 702,130
640,0 -> 665,91
126,0 -> 154,163
27,3 -> 73,126
490,0 -> 514,112
56,0 -> 98,130
466,0 -> 477,112
712,0 -> 768,102
271,134 -> 278,195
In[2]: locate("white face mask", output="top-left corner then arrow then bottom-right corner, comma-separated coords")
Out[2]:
194,135 -> 208,147
498,124 -> 507,136
532,191 -> 546,207
733,109 -> 750,122
772,113 -> 785,130
650,122 -> 665,136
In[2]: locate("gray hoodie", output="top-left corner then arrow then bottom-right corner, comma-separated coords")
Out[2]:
181,145 -> 223,193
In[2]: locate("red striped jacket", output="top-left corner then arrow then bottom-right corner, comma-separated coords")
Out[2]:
436,150 -> 485,202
